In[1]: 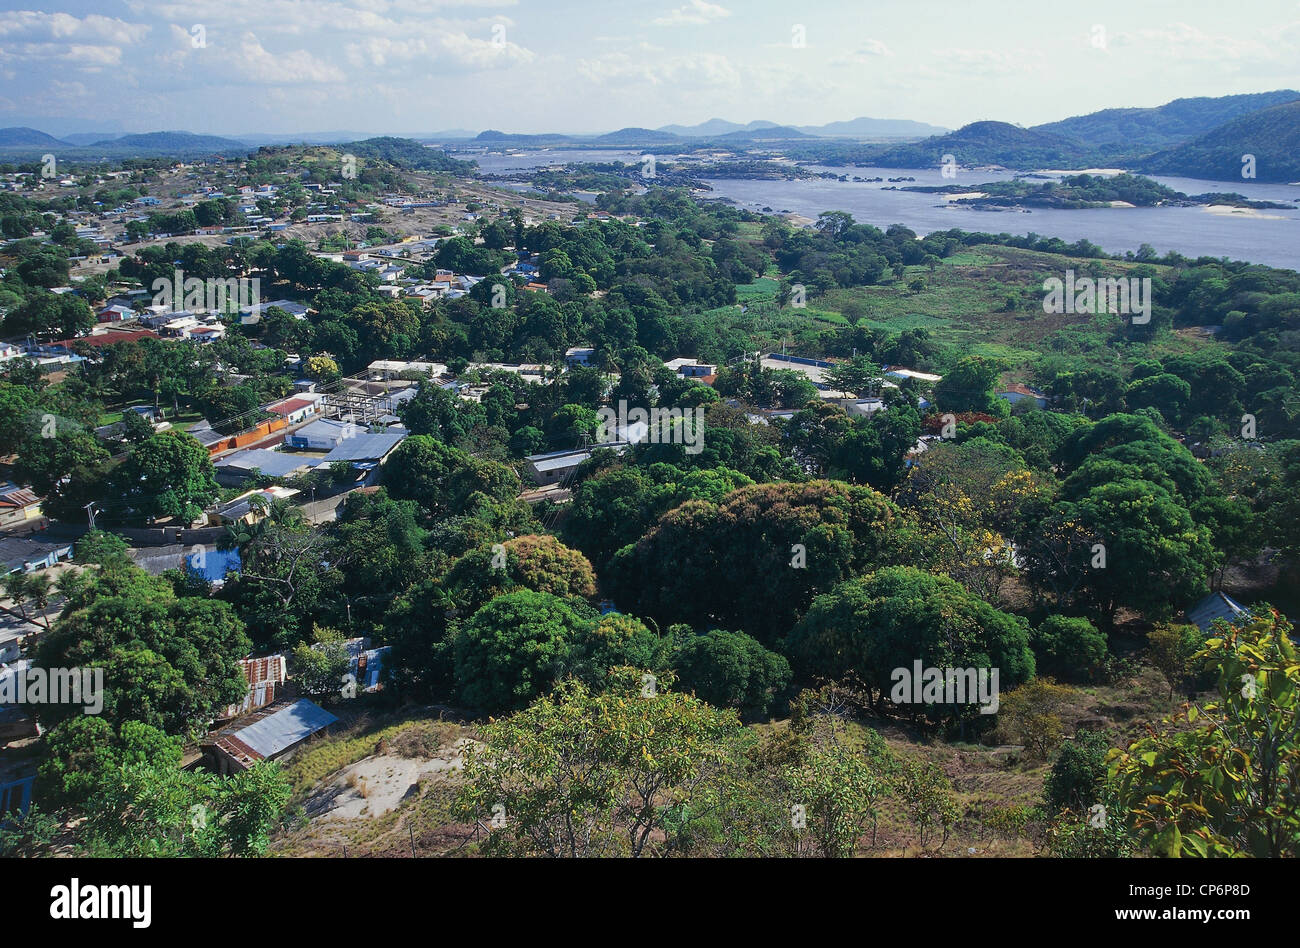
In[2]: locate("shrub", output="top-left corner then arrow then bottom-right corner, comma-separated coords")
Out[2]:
1033,615 -> 1108,683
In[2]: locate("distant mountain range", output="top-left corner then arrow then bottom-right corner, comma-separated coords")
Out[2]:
1032,91 -> 1300,155
659,117 -> 950,138
861,91 -> 1300,181
0,127 -> 251,157
3,91 -> 1299,182
0,127 -> 68,149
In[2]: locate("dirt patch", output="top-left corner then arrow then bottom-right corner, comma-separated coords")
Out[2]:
303,738 -> 474,822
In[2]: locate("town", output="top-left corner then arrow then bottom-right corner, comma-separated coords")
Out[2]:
0,5 -> 1296,902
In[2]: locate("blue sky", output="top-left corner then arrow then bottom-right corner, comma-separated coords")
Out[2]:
1,0 -> 1299,136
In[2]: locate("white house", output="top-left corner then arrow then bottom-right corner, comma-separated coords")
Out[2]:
664,357 -> 717,379
565,346 -> 596,368
284,418 -> 365,451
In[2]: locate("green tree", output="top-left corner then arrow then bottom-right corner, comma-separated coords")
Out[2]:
933,355 -> 1004,415
672,628 -> 791,718
1059,479 -> 1215,629
783,731 -> 891,856
441,534 -> 597,616
1146,622 -> 1206,699
453,590 -> 592,712
36,717 -> 182,810
895,756 -> 961,850
290,627 -> 352,700
1044,728 -> 1111,813
13,425 -> 111,522
34,560 -> 251,735
995,678 -> 1074,760
1033,615 -> 1108,683
787,566 -> 1035,720
68,755 -> 289,857
573,613 -> 671,684
456,674 -> 746,857
1108,607 -> 1300,857
113,430 -> 219,524
606,480 -> 910,644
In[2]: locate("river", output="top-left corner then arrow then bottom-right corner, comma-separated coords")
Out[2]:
452,148 -> 1300,271
702,165 -> 1300,271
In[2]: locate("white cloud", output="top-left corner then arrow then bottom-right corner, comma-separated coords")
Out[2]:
0,42 -> 126,70
579,48 -> 740,88
0,11 -> 150,44
0,12 -> 147,73
126,0 -> 517,37
227,33 -> 347,84
345,29 -> 534,70
653,0 -> 730,27
1110,22 -> 1272,62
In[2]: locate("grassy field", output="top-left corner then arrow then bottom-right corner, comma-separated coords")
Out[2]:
736,276 -> 780,299
791,244 -> 1213,376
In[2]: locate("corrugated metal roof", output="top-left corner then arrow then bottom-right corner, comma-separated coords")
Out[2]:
221,655 -> 287,718
1186,592 -> 1248,635
186,422 -> 227,447
216,448 -> 318,478
290,418 -> 364,442
0,487 -> 41,509
216,699 -> 336,763
532,451 -> 590,473
268,396 -> 317,416
319,431 -> 405,463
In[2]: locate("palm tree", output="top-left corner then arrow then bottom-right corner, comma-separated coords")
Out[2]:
218,494 -> 306,554
596,348 -> 621,376
55,569 -> 90,608
1,572 -> 31,621
24,573 -> 53,632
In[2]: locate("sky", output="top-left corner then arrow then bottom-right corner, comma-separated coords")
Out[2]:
1,0 -> 1299,137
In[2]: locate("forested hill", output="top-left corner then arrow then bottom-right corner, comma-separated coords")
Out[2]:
333,137 -> 477,174
1033,90 -> 1300,155
1138,99 -> 1300,184
872,121 -> 1089,169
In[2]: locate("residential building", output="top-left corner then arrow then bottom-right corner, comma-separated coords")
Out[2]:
0,485 -> 43,529
565,346 -> 596,368
284,418 -> 365,451
842,397 -> 887,419
204,699 -> 338,775
265,393 -> 324,425
0,535 -> 74,574
0,751 -> 38,820
525,444 -> 630,486
664,357 -> 717,379
212,487 -> 300,526
239,299 -> 310,325
214,448 -> 319,485
219,655 -> 288,720
882,365 -> 944,384
317,430 -> 408,477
